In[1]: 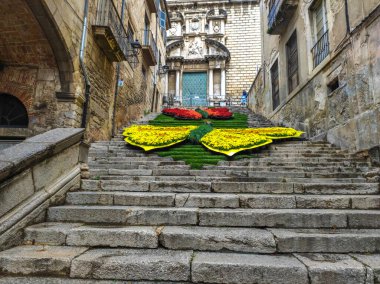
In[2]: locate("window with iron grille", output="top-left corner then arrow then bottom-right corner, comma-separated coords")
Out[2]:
271,60 -> 280,111
286,30 -> 299,93
311,0 -> 329,68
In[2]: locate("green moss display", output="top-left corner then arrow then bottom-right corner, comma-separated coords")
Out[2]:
188,124 -> 214,144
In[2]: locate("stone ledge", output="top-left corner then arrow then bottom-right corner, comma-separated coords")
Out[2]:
0,128 -> 84,183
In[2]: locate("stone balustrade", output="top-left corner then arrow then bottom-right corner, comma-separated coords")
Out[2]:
0,128 -> 86,250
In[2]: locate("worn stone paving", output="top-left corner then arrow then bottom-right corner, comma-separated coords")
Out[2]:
1,107 -> 380,283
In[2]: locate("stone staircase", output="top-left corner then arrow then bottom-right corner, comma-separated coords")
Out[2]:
229,106 -> 274,128
1,110 -> 380,283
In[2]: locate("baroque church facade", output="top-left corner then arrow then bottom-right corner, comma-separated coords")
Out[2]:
165,0 -> 261,107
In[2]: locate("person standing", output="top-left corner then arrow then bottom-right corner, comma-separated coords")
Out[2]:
241,90 -> 248,106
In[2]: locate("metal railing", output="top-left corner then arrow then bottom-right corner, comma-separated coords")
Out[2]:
142,29 -> 158,59
268,0 -> 282,30
95,0 -> 130,61
311,30 -> 330,68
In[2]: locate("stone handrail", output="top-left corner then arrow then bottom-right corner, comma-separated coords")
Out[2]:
0,128 -> 86,250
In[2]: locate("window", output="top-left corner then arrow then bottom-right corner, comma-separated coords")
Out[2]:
271,60 -> 280,110
286,31 -> 299,93
327,77 -> 340,94
311,0 -> 329,68
0,93 -> 29,128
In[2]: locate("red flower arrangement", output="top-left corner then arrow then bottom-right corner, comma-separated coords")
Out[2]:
162,108 -> 202,120
205,107 -> 233,119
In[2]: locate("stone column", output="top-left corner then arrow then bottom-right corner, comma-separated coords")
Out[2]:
209,20 -> 213,34
208,69 -> 214,100
165,73 -> 169,94
221,69 -> 226,100
176,70 -> 180,99
221,21 -> 225,34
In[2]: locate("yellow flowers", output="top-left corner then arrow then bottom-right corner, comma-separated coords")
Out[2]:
239,127 -> 304,139
123,125 -> 304,155
123,125 -> 197,151
200,129 -> 272,156
200,127 -> 304,156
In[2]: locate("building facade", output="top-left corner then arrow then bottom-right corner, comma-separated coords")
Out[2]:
165,0 -> 261,106
0,0 -> 169,142
249,0 -> 380,155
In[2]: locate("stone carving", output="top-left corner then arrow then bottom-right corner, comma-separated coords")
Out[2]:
188,40 -> 203,57
213,24 -> 220,33
169,23 -> 178,36
190,18 -> 200,32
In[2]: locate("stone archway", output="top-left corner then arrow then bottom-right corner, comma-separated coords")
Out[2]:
26,0 -> 75,98
0,0 -> 76,133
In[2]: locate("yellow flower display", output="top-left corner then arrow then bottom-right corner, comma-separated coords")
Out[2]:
200,129 -> 273,156
123,125 -> 197,151
222,127 -> 304,140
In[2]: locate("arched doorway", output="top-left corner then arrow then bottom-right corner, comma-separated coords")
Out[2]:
0,94 -> 29,128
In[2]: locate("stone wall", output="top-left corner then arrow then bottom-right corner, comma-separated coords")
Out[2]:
0,128 -> 85,250
0,0 -> 169,141
224,2 -> 261,103
250,0 -> 380,154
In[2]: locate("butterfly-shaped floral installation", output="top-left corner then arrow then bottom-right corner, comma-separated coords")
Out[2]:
123,125 -> 303,156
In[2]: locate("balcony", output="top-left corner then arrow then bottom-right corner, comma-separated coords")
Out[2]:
312,30 -> 330,68
92,0 -> 130,62
146,0 -> 159,14
267,0 -> 298,35
141,29 -> 157,66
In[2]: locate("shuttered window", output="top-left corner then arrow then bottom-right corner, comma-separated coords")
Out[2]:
286,31 -> 299,93
271,60 -> 280,110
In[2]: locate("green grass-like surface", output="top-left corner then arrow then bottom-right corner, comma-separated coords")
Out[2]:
150,113 -> 254,169
153,143 -> 254,169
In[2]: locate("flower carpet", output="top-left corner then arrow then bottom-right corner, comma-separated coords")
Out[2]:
123,108 -> 304,168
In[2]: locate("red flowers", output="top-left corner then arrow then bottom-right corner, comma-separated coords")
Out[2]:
162,108 -> 202,120
162,107 -> 233,120
205,107 -> 233,119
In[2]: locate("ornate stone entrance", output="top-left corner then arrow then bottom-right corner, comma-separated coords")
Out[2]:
182,72 -> 207,106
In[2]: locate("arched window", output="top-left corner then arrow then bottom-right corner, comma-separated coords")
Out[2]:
0,94 -> 29,128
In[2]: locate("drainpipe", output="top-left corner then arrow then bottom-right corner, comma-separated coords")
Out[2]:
151,1 -> 159,112
80,0 -> 91,129
112,0 -> 126,137
344,0 -> 350,34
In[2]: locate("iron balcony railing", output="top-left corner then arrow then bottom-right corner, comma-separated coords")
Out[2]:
311,30 -> 330,68
95,0 -> 130,61
268,0 -> 282,30
142,29 -> 158,59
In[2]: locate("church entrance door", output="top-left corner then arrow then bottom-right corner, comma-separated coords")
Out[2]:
182,72 -> 207,107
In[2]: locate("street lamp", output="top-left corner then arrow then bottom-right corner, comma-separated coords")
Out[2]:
129,39 -> 142,56
157,64 -> 169,76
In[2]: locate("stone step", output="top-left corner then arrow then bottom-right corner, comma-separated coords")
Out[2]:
93,175 -> 368,184
2,245 -> 377,283
0,246 -> 192,282
81,179 -> 379,194
200,165 -> 366,173
66,192 -> 380,209
26,223 -> 380,254
218,159 -> 369,166
90,168 -> 365,179
89,163 -> 191,170
47,206 -> 380,228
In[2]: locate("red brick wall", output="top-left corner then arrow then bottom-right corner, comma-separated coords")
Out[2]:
0,0 -> 60,133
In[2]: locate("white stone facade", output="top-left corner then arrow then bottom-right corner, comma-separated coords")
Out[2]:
165,0 -> 261,106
